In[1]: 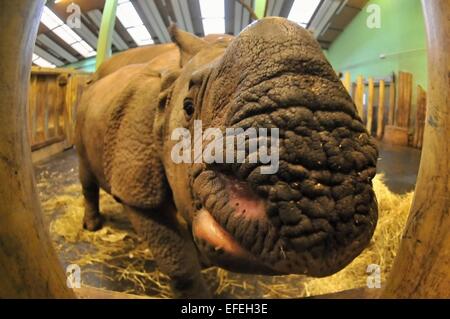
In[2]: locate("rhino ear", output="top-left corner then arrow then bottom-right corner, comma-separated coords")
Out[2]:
169,23 -> 207,66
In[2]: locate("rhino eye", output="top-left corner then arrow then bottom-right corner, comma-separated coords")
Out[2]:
183,98 -> 195,117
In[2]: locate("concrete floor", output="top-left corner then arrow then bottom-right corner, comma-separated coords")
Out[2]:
375,141 -> 421,194
33,141 -> 421,296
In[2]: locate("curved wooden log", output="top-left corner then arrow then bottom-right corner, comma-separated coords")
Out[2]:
0,0 -> 448,300
382,0 -> 450,298
0,0 -> 74,298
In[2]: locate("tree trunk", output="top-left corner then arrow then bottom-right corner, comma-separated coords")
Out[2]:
0,0 -> 75,298
382,0 -> 450,298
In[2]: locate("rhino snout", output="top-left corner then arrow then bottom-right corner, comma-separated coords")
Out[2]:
189,17 -> 378,277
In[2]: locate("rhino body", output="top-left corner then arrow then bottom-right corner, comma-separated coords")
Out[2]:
76,18 -> 378,298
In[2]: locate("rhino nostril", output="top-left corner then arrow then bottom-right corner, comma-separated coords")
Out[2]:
291,182 -> 301,190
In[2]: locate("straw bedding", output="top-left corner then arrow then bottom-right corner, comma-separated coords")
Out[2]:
39,174 -> 413,298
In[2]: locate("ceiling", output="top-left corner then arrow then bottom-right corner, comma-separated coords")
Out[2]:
33,0 -> 368,68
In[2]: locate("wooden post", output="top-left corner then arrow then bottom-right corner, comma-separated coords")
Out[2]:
388,80 -> 396,125
413,85 -> 427,148
366,77 -> 374,134
28,75 -> 38,144
382,0 -> 450,298
376,80 -> 385,139
395,72 -> 413,128
342,71 -> 351,94
354,75 -> 364,120
0,0 -> 74,298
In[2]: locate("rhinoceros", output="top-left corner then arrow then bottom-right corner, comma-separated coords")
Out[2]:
75,17 -> 378,298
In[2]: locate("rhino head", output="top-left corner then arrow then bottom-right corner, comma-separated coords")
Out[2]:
156,17 -> 378,277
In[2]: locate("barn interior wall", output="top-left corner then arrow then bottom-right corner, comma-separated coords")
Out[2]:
66,56 -> 97,72
326,0 -> 427,91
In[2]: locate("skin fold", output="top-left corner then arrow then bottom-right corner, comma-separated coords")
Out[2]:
75,17 -> 378,298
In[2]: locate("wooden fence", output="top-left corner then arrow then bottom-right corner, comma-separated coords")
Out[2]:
341,71 -> 426,148
27,67 -> 91,162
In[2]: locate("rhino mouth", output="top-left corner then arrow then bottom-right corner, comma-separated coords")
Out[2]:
192,166 -> 377,276
192,170 -> 283,274
191,99 -> 377,277
193,209 -> 278,274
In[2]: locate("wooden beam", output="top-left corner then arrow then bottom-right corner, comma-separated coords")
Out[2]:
342,71 -> 351,94
354,75 -> 364,120
376,79 -> 385,139
382,0 -> 450,298
395,72 -> 413,128
388,80 -> 396,125
366,77 -> 374,134
413,85 -> 427,148
0,0 -> 74,298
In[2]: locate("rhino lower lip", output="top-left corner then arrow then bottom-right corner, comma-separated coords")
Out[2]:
193,209 -> 252,258
192,169 -> 272,248
192,209 -> 278,274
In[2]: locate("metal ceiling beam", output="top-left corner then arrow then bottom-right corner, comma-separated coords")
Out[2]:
279,0 -> 294,17
265,0 -> 274,16
309,0 -> 343,38
33,45 -> 64,66
137,0 -> 171,43
271,0 -> 285,16
86,9 -> 128,51
188,0 -> 204,36
234,1 -> 243,35
37,34 -> 77,63
225,0 -> 235,34
171,0 -> 185,30
74,22 -> 98,49
177,0 -> 195,33
241,0 -> 251,30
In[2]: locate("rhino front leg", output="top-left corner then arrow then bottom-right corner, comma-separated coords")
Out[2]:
79,161 -> 103,231
124,204 -> 210,298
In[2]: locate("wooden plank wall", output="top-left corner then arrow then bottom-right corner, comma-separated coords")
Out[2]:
395,72 -> 413,128
27,67 -> 90,160
341,71 -> 426,148
412,85 -> 427,148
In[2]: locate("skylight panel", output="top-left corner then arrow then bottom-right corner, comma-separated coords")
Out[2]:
52,25 -> 82,44
127,25 -> 154,45
40,7 -> 61,30
71,42 -> 96,57
200,0 -> 225,18
199,0 -> 225,35
202,18 -> 226,35
288,0 -> 321,26
116,0 -> 153,46
40,6 -> 96,58
32,53 -> 56,68
116,1 -> 143,28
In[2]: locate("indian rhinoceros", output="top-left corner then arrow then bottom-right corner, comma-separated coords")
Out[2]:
75,17 -> 378,298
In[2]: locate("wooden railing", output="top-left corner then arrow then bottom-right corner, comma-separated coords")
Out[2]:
341,71 -> 426,148
27,67 -> 91,161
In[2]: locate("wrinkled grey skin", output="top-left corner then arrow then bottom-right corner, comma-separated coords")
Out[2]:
76,18 -> 378,298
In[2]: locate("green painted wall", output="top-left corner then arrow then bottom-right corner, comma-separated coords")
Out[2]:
65,57 -> 96,73
326,0 -> 427,90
